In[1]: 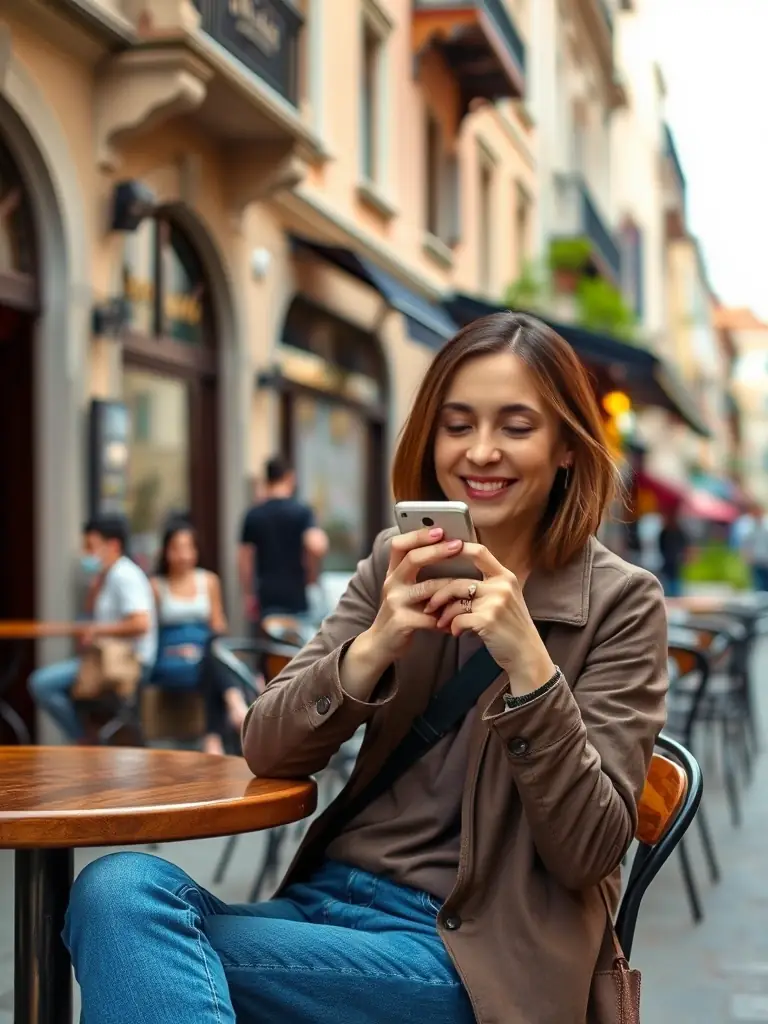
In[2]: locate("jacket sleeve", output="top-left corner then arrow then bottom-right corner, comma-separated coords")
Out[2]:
482,569 -> 668,890
242,529 -> 396,778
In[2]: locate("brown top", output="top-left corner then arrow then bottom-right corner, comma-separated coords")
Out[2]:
243,530 -> 669,1024
0,746 -> 316,849
326,636 -> 479,901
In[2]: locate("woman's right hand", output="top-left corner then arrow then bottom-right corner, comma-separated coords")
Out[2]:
366,527 -> 463,661
339,528 -> 462,703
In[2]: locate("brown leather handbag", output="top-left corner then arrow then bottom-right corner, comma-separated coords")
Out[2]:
72,639 -> 142,701
588,884 -> 641,1023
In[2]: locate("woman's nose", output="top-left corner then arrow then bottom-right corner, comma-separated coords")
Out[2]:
466,441 -> 501,466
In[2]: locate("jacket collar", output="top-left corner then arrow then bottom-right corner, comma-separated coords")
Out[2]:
523,536 -> 595,627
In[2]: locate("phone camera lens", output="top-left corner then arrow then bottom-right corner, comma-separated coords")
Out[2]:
400,512 -> 407,518
422,517 -> 434,527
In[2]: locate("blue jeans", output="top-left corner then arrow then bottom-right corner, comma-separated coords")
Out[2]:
63,855 -> 474,1024
28,658 -> 83,740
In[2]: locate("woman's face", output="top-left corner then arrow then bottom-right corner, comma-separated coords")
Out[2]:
166,530 -> 198,573
433,352 -> 570,539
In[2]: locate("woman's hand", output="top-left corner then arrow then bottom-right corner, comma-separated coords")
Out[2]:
339,527 -> 463,702
423,543 -> 556,696
366,527 -> 465,662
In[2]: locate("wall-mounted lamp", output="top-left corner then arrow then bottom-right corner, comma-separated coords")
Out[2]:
92,297 -> 131,337
110,180 -> 157,232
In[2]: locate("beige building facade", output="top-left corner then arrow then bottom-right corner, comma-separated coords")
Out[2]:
0,0 -> 535,662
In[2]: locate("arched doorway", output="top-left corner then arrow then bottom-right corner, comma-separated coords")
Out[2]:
0,138 -> 38,616
0,132 -> 38,739
117,212 -> 220,573
276,296 -> 388,571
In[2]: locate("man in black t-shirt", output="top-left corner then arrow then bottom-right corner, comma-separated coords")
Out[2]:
238,456 -> 328,633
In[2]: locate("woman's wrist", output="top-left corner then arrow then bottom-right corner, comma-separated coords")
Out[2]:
338,628 -> 393,702
502,644 -> 557,698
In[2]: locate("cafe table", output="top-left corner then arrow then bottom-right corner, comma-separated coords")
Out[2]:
0,745 -> 317,1024
0,622 -> 91,743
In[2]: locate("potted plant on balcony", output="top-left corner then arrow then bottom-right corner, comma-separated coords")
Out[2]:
548,237 -> 592,293
576,276 -> 637,341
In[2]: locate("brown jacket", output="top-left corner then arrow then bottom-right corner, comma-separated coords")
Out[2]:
243,530 -> 668,1023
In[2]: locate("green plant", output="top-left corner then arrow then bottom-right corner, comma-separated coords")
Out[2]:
548,237 -> 592,273
503,261 -> 547,311
576,276 -> 637,341
682,544 -> 752,591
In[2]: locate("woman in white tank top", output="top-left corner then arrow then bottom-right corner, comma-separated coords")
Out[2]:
151,521 -> 249,755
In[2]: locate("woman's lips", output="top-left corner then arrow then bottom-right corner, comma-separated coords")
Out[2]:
462,477 -> 516,501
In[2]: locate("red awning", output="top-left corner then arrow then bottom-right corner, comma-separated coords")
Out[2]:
635,471 -> 686,514
680,489 -> 739,523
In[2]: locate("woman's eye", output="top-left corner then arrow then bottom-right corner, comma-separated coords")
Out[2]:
443,423 -> 471,435
503,425 -> 533,437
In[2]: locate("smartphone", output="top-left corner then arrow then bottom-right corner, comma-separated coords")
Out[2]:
394,500 -> 482,581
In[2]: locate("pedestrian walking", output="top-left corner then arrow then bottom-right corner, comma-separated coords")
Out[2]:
658,506 -> 689,597
237,455 -> 329,641
64,312 -> 667,1024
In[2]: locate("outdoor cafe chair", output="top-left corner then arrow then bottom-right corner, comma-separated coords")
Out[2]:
208,634 -> 358,899
616,732 -> 703,959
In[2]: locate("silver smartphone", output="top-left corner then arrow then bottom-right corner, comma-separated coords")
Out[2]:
394,500 -> 482,581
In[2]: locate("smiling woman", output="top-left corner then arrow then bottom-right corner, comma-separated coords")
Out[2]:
393,311 -> 619,571
65,311 -> 667,1024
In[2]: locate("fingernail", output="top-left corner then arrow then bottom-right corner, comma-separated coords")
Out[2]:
429,527 -> 443,540
447,539 -> 463,551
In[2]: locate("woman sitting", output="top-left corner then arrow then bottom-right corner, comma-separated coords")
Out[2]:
150,520 -> 249,753
64,312 -> 668,1023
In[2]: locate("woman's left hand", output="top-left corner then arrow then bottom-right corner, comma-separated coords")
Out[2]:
423,543 -> 556,696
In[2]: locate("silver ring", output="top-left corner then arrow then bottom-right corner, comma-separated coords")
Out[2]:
467,584 -> 478,599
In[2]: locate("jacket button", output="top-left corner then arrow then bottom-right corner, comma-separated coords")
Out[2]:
507,737 -> 529,756
315,696 -> 332,715
444,915 -> 462,931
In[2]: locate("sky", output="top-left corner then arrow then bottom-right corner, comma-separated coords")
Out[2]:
647,0 -> 768,318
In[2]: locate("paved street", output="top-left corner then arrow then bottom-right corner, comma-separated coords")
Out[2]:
1,644 -> 767,1022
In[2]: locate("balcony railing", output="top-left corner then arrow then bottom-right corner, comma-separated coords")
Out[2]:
664,123 -> 687,197
483,0 -> 526,76
413,1 -> 526,99
553,174 -> 622,285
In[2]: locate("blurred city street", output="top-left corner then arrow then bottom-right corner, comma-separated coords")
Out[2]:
0,639 -> 765,1023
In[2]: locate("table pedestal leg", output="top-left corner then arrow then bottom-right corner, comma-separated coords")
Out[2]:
15,848 -> 74,1024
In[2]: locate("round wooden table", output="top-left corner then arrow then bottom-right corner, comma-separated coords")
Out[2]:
0,746 -> 317,1024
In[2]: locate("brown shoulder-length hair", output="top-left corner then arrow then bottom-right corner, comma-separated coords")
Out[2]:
392,311 -> 619,570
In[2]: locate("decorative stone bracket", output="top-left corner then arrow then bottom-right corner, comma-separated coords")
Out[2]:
95,47 -> 211,170
223,140 -> 308,219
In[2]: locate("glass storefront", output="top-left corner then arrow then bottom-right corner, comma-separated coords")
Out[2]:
279,296 -> 387,572
124,369 -> 191,573
293,396 -> 368,572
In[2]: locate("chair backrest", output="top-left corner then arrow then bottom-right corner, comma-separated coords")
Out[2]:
260,615 -> 306,648
635,752 -> 688,846
615,733 -> 702,959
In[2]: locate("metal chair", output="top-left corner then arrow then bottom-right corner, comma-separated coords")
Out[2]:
616,733 -> 703,959
210,635 -> 302,890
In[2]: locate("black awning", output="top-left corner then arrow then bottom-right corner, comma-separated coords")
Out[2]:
290,235 -> 458,350
445,293 -> 711,438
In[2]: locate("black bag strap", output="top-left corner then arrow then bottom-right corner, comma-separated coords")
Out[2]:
336,623 -> 551,831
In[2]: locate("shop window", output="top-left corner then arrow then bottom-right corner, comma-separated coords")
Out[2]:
120,217 -> 209,347
478,147 -> 495,293
360,1 -> 391,187
0,140 -> 35,277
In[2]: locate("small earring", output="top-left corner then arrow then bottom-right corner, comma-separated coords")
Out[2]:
563,465 -> 571,491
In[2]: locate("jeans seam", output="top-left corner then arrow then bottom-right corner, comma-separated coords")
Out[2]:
221,961 -> 463,985
179,888 -> 223,1024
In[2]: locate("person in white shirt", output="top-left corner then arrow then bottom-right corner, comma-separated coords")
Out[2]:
28,516 -> 157,742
